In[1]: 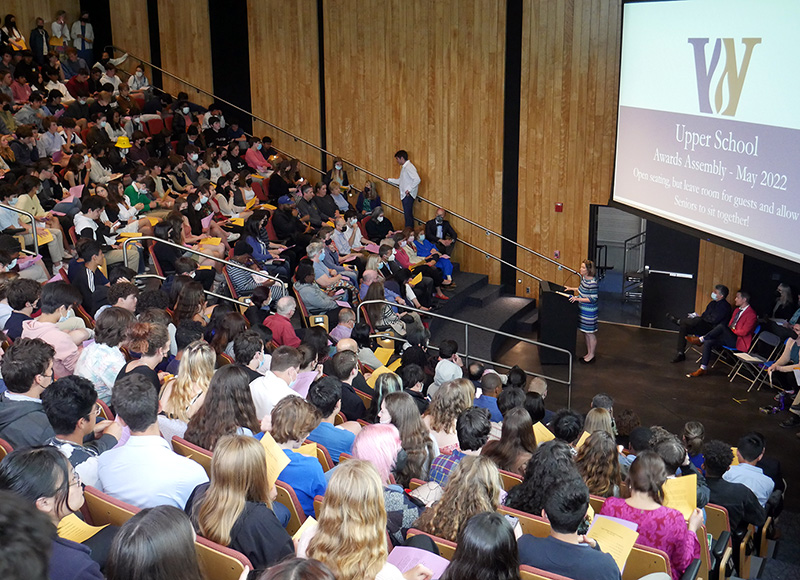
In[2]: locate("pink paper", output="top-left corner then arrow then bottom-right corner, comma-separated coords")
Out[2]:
340,254 -> 357,263
47,272 -> 64,283
335,300 -> 350,308
386,546 -> 450,580
69,185 -> 84,199
51,210 -> 66,217
365,243 -> 380,253
201,214 -> 214,229
60,195 -> 74,204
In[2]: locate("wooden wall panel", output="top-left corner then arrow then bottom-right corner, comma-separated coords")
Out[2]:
109,0 -> 151,75
516,0 -> 621,296
4,0 -> 81,49
321,0 -> 505,283
695,241 -> 744,313
157,0 -> 213,107
247,0 -> 322,170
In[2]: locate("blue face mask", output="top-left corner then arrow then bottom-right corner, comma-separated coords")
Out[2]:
711,292 -> 718,300
319,250 -> 326,262
256,143 -> 262,150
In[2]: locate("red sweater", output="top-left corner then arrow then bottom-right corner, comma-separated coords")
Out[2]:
263,313 -> 301,348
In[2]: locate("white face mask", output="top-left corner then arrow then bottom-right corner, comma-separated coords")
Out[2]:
99,120 -> 107,128
319,250 -> 326,262
182,106 -> 190,115
83,155 -> 89,163
189,153 -> 198,161
7,258 -> 17,270
711,292 -> 718,300
376,216 -> 384,223
135,71 -> 143,78
335,164 -> 342,171
78,99 -> 87,105
200,196 -> 208,204
58,306 -> 74,323
256,351 -> 269,373
349,218 -> 357,225
120,149 -> 127,156
418,234 -> 425,241
8,196 -> 18,205
109,102 -> 117,108
399,240 -> 406,247
193,203 -> 202,211
390,250 -> 397,260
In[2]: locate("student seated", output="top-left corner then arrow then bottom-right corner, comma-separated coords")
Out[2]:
96,374 -> 209,509
429,407 -> 491,486
270,396 -> 327,516
94,281 -> 138,319
249,345 -> 302,422
0,337 -> 56,448
75,307 -> 135,404
43,375 -> 122,488
724,432 -> 776,509
518,474 -> 621,580
3,277 -> 41,340
69,239 -> 109,316
305,376 -> 361,463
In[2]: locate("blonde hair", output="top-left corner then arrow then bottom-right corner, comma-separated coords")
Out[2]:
424,380 -> 472,433
412,455 -> 502,541
307,460 -> 387,580
162,340 -> 215,422
195,435 -> 271,546
584,408 -> 614,438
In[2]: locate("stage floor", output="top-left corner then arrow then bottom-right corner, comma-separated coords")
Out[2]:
495,321 -> 799,511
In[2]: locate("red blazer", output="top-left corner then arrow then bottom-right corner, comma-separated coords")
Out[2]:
729,306 -> 757,351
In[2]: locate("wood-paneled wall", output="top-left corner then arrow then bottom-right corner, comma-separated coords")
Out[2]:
109,0 -> 151,75
247,0 -> 322,170
3,0 -> 81,46
516,0 -> 621,295
322,0 -> 505,283
157,0 -> 213,107
696,240 -> 744,313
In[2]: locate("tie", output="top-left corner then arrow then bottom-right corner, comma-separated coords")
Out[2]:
730,308 -> 743,329
81,25 -> 86,51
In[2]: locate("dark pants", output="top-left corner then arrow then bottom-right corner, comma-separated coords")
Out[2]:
416,264 -> 444,287
677,317 -> 714,351
402,194 -> 415,228
701,323 -> 737,366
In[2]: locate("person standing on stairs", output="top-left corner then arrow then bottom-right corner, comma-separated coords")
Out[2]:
387,149 -> 420,228
565,259 -> 599,364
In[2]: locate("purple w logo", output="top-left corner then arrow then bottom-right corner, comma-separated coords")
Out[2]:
688,38 -> 761,116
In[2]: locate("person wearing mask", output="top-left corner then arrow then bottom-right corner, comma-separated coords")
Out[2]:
667,284 -> 732,363
51,11 -> 71,52
249,345 -> 302,421
29,19 -> 50,65
424,208 -> 458,255
245,136 -> 271,176
323,157 -> 349,188
365,206 -> 393,242
127,64 -> 150,98
14,90 -> 46,130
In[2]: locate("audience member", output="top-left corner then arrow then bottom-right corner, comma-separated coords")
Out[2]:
250,345 -> 302,421
0,489 -> 54,580
330,350 -> 367,421
380,391 -> 437,487
115,321 -> 169,394
399,363 -> 429,414
429,407 -> 491,486
440,512 -> 519,580
474,371 -> 503,422
724,432 -> 775,508
3,277 -> 40,340
306,376 -> 360,462
481,407 -> 537,476
264,296 -> 301,348
505,440 -> 577,515
422,380 -> 471,453
574,430 -> 622,498
74,307 -> 134,403
668,284 -> 731,362
430,339 -> 462,398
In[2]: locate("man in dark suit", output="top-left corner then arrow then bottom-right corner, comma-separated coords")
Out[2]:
686,290 -> 757,377
668,284 -> 732,362
425,208 -> 458,254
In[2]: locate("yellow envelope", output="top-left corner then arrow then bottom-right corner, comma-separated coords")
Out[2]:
663,474 -> 697,519
410,272 -> 423,286
197,265 -> 213,270
292,516 -> 317,541
730,447 -> 739,465
387,358 -> 402,372
36,229 -> 54,245
117,232 -> 142,238
258,204 -> 277,211
575,431 -> 590,448
374,347 -> 394,366
148,217 -> 161,226
229,218 -> 245,227
294,442 -> 318,458
366,365 -> 392,389
532,422 -> 555,444
245,197 -> 257,209
200,237 -> 221,245
57,513 -> 108,544
260,432 -> 291,490
587,515 -> 639,572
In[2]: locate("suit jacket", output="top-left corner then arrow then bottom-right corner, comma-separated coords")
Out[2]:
729,306 -> 758,351
425,219 -> 458,244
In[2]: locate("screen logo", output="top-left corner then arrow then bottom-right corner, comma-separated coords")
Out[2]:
689,38 -> 761,116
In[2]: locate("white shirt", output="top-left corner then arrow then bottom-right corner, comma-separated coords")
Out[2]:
51,21 -> 70,42
96,435 -> 209,509
45,80 -> 73,102
249,371 -> 301,421
388,160 -> 421,200
100,74 -> 121,95
71,21 -> 94,49
723,463 -> 775,507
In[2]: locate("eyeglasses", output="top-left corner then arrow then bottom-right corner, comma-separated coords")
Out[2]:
69,471 -> 81,488
92,402 -> 102,416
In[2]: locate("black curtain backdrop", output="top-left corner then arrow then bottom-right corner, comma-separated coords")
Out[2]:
208,0 -> 252,134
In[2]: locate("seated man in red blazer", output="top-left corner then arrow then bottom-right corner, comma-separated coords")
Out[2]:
686,290 -> 757,377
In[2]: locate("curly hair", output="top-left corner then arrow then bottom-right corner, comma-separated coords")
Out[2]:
184,365 -> 260,451
383,391 -> 436,487
505,440 -> 577,514
574,430 -> 621,498
412,455 -> 502,541
307,460 -> 387,580
161,340 -> 215,423
423,380 -> 471,433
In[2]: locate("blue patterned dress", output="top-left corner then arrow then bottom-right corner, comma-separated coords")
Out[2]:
578,276 -> 599,333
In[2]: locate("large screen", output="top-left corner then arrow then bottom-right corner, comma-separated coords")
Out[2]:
613,0 -> 800,264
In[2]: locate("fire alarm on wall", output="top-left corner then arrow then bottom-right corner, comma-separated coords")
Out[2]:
555,202 -> 563,212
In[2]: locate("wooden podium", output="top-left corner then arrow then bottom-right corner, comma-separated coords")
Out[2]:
538,280 -> 579,365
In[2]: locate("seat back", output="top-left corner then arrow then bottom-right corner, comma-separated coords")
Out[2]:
695,525 -> 711,580
195,536 -> 252,580
359,216 -> 370,238
519,565 -> 575,580
75,304 -> 95,329
705,503 -> 731,539
148,244 -> 165,277
68,226 -> 78,245
588,494 -> 605,515
145,117 -> 164,137
292,285 -> 311,328
313,494 -> 324,519
217,353 -> 234,367
354,388 -> 373,408
96,399 -> 114,421
406,528 -> 457,560
498,506 -> 550,538
498,469 -> 523,491
265,215 -> 279,242
82,486 -> 140,527
303,440 -> 334,472
171,436 -> 213,478
622,545 -> 672,580
275,480 -> 307,536
0,437 -> 13,460
251,180 -> 265,201
164,114 -> 174,132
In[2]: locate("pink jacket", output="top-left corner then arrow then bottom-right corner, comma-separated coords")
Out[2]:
20,319 -> 80,379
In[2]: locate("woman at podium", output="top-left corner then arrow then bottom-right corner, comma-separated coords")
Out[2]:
565,259 -> 599,364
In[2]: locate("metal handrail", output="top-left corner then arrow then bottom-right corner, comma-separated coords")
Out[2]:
111,46 -> 575,278
135,272 -> 250,308
0,203 -> 39,255
356,299 -> 573,407
121,236 -> 287,292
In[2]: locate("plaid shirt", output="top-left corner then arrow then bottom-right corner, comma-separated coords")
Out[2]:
428,448 -> 466,487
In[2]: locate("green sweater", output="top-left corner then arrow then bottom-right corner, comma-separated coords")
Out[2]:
124,184 -> 150,212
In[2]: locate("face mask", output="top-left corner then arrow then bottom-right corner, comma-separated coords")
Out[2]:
340,226 -> 347,232
200,196 -> 208,204
120,149 -> 127,156
8,196 -> 18,205
7,258 -> 17,270
418,234 -> 425,241
37,25 -> 44,30
335,164 -> 342,171
399,240 -> 406,247
349,218 -> 357,225
83,155 -> 89,163
78,99 -> 87,105
189,153 -> 198,161
256,351 -> 269,373
435,216 -> 443,224
99,120 -> 107,128
135,71 -> 143,78
711,292 -> 718,300
256,143 -> 262,150
325,238 -> 333,245
319,250 -> 326,262
193,203 -> 202,211
390,250 -> 397,260
182,106 -> 190,115
376,216 -> 384,223
109,102 -> 117,108
58,307 -> 74,323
